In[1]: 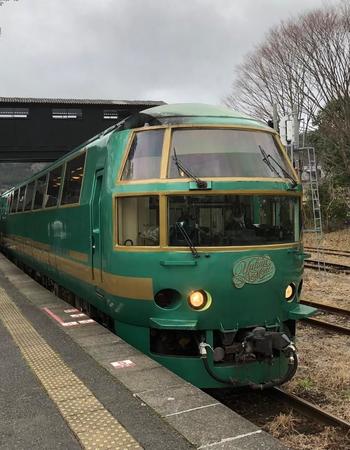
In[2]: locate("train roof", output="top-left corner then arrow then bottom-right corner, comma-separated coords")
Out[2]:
0,103 -> 272,196
110,103 -> 271,132
140,103 -> 269,128
142,103 -> 251,118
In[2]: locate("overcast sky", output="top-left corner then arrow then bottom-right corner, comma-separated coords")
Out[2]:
0,0 -> 340,105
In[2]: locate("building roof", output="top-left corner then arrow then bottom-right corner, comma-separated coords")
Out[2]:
0,97 -> 165,106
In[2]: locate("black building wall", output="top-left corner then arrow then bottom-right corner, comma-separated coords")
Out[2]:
0,98 -> 164,162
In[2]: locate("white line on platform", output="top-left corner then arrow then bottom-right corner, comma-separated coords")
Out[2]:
164,402 -> 221,417
78,319 -> 95,324
134,383 -> 185,396
197,430 -> 263,449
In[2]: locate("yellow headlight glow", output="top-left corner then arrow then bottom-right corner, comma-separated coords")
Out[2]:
188,290 -> 211,310
285,283 -> 295,301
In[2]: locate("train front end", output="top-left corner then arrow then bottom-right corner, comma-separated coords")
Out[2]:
111,104 -> 316,388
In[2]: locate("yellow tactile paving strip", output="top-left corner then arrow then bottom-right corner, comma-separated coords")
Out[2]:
0,288 -> 142,450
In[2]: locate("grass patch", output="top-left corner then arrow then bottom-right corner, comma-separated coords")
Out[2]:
297,377 -> 315,391
266,412 -> 300,437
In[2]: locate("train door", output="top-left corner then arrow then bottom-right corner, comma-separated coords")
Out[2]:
91,170 -> 103,284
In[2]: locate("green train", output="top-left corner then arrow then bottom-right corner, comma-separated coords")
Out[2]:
0,104 -> 316,388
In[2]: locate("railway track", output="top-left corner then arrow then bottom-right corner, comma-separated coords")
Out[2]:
211,386 -> 350,447
304,246 -> 350,258
303,317 -> 350,335
270,387 -> 350,432
304,259 -> 350,274
300,299 -> 350,335
211,299 -> 350,447
300,299 -> 350,317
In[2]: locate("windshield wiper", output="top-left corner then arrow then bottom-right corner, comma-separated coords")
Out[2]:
258,145 -> 297,189
176,222 -> 199,258
172,148 -> 208,189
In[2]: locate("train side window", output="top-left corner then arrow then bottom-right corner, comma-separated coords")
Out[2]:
45,165 -> 63,208
121,130 -> 164,180
117,196 -> 159,246
61,153 -> 86,205
24,181 -> 35,211
11,189 -> 18,213
7,193 -> 13,214
17,186 -> 26,212
33,175 -> 48,210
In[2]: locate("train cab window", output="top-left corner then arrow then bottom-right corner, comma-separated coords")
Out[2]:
45,165 -> 63,208
33,175 -> 48,210
121,130 -> 164,180
17,186 -> 26,212
61,153 -> 86,205
24,181 -> 35,211
168,129 -> 292,178
117,196 -> 159,246
168,194 -> 299,246
11,190 -> 18,213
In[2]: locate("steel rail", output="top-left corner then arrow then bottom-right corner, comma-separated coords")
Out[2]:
301,317 -> 350,335
300,299 -> 350,317
215,387 -> 350,434
304,246 -> 350,258
304,259 -> 350,274
271,387 -> 350,432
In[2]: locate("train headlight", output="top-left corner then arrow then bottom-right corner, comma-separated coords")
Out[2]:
154,289 -> 181,309
285,283 -> 296,301
188,290 -> 211,311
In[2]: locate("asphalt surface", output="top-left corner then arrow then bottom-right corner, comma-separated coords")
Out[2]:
0,271 -> 193,450
0,313 -> 81,449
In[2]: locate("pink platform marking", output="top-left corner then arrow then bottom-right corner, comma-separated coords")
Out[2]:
42,307 -> 79,327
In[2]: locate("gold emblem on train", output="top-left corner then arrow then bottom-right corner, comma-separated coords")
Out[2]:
232,255 -> 275,288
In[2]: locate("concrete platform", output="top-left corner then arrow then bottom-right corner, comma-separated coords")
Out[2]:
0,254 -> 288,450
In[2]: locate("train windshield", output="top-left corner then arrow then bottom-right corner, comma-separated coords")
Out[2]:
168,129 -> 292,179
168,195 -> 300,246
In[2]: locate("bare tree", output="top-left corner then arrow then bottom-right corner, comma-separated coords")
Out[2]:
283,3 -> 350,105
225,24 -> 314,125
226,1 -> 350,134
283,2 -> 350,174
